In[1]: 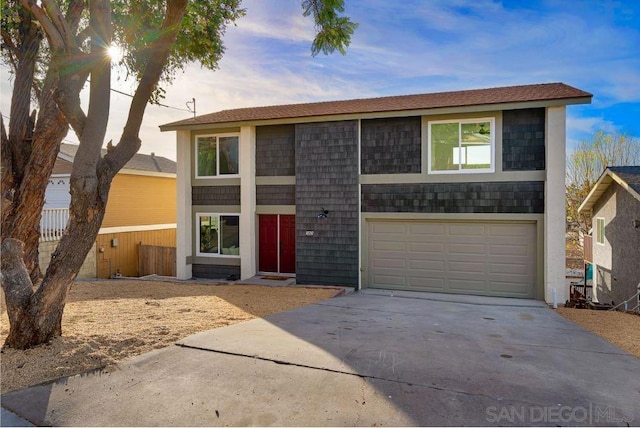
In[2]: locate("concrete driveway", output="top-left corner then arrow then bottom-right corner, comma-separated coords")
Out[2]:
2,289 -> 639,426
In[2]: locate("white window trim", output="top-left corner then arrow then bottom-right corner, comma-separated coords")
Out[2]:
596,217 -> 605,245
195,212 -> 241,258
194,133 -> 241,179
427,117 -> 495,174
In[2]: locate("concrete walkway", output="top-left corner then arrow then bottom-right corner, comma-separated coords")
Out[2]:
2,291 -> 638,426
0,407 -> 33,427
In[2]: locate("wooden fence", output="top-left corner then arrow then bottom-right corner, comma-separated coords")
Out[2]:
583,235 -> 593,263
138,242 -> 176,277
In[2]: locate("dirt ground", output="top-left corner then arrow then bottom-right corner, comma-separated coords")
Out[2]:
0,280 -> 339,393
556,307 -> 640,359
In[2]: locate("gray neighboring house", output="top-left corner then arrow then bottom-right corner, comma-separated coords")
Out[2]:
161,82 -> 592,303
578,166 -> 640,305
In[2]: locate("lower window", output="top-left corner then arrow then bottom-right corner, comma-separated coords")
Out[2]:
197,213 -> 240,257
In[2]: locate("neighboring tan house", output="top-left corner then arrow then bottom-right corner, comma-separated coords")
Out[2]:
578,166 -> 640,305
160,82 -> 592,303
42,143 -> 177,278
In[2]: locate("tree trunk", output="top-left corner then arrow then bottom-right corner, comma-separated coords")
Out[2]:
1,105 -> 69,283
2,173 -> 109,348
1,6 -> 69,283
2,0 -> 188,350
1,8 -> 41,281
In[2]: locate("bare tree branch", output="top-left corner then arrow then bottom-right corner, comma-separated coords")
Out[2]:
5,5 -> 41,189
41,0 -> 78,51
1,115 -> 12,222
1,28 -> 19,69
566,131 -> 640,242
105,0 -> 188,175
69,0 -> 111,200
65,0 -> 86,30
54,79 -> 87,137
19,0 -> 65,50
75,26 -> 93,46
65,0 -> 87,47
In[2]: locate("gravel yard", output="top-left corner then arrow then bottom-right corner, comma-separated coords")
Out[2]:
0,280 -> 339,393
556,306 -> 640,358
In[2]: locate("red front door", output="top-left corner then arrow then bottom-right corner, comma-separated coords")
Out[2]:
279,215 -> 296,274
258,214 -> 295,274
259,215 -> 278,272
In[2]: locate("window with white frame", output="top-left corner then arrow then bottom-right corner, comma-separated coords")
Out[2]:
197,214 -> 240,256
428,118 -> 494,173
195,134 -> 239,178
596,217 -> 605,245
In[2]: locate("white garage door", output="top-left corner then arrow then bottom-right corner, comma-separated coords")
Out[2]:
367,221 -> 537,298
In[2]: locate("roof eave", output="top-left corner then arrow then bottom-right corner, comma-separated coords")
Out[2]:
57,152 -> 75,163
578,169 -> 640,213
118,168 -> 176,178
578,174 -> 611,214
160,96 -> 592,132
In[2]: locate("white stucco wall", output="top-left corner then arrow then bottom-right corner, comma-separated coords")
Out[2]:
544,106 -> 567,305
592,183 -> 640,304
176,130 -> 193,279
239,126 -> 256,280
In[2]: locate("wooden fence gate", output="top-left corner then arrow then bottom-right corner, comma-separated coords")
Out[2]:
138,242 -> 176,277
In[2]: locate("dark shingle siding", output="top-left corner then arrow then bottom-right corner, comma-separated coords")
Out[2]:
502,108 -> 546,171
362,181 -> 545,214
256,125 -> 295,176
295,121 -> 359,286
193,264 -> 240,279
361,117 -> 421,174
192,186 -> 241,206
256,185 -> 296,205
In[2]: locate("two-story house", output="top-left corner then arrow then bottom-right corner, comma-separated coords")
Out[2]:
160,82 -> 592,303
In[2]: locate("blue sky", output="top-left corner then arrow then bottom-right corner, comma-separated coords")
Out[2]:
2,0 -> 639,161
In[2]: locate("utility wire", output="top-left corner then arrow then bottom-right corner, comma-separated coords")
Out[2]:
2,80 -> 195,132
109,85 -> 193,113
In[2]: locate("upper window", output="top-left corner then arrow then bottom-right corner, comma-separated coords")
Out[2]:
197,213 -> 240,257
428,118 -> 494,173
195,134 -> 239,178
596,217 -> 605,245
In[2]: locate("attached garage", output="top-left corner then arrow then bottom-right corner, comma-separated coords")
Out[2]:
367,220 -> 537,298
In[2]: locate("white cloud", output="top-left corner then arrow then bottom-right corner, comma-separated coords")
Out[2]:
567,115 -> 611,135
2,0 -> 638,161
565,113 -> 623,150
234,2 -> 315,44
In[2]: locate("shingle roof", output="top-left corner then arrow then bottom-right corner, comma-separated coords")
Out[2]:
52,156 -> 73,175
578,166 -> 640,213
160,82 -> 591,130
59,143 -> 176,174
608,166 -> 640,195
